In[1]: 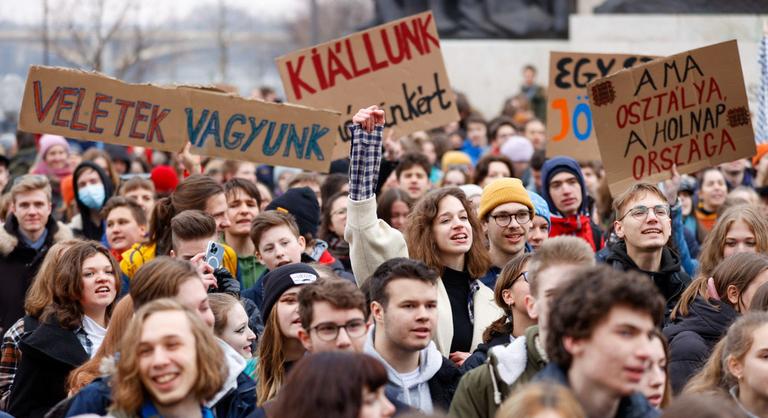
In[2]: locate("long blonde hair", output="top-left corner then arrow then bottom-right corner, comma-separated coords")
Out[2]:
685,312 -> 768,395
112,299 -> 225,412
256,305 -> 288,405
697,205 -> 768,279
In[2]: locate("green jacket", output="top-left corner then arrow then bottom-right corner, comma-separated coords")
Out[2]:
449,325 -> 547,418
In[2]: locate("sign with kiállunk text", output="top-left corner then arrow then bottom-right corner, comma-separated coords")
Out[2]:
276,11 -> 459,159
588,40 -> 755,195
546,51 -> 656,161
19,66 -> 341,172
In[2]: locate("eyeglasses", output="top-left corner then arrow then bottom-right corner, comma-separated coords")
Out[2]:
514,271 -> 529,284
310,319 -> 367,341
490,211 -> 532,228
617,205 -> 671,222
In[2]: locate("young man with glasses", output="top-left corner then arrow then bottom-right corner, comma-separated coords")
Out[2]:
297,278 -> 369,353
600,183 -> 690,322
477,177 -> 535,289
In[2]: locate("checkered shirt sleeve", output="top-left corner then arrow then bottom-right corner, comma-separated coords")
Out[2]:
0,319 -> 25,409
348,124 -> 384,202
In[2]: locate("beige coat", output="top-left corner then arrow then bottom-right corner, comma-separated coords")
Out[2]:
346,196 -> 503,357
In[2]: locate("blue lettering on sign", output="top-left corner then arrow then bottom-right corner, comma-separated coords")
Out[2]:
199,111 -> 222,148
263,122 -> 287,156
306,124 -> 328,160
284,125 -> 307,159
186,108 -> 210,145
184,108 -> 329,161
223,113 -> 246,150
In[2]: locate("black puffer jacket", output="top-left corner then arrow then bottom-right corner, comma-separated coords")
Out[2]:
0,214 -> 73,334
663,296 -> 738,394
601,241 -> 691,322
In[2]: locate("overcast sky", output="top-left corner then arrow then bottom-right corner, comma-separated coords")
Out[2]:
0,0 -> 304,25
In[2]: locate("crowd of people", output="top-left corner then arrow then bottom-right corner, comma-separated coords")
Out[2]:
0,71 -> 768,418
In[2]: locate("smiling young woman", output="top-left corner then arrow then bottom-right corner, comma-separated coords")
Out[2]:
8,241 -> 120,417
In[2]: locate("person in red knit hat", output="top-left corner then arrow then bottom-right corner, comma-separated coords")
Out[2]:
150,165 -> 179,197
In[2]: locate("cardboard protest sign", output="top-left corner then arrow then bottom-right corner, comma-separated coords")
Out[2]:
587,40 -> 756,196
19,66 -> 187,153
276,11 -> 459,159
546,52 -> 657,160
19,66 -> 341,172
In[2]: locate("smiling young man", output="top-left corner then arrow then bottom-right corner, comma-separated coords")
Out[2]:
477,177 -> 534,289
102,197 -> 147,262
0,175 -> 73,334
537,265 -> 665,418
111,299 -> 225,418
364,258 -> 461,413
600,183 -> 690,321
541,156 -> 603,251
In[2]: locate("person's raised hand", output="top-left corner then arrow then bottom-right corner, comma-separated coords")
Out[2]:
352,105 -> 385,133
177,142 -> 202,175
661,164 -> 681,205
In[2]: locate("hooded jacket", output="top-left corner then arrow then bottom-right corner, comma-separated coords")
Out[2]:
9,315 -> 89,418
601,241 -> 691,322
663,296 -> 739,394
449,325 -> 547,418
534,363 -> 660,418
540,156 -> 603,251
0,213 -> 73,334
364,328 -> 461,412
64,340 -> 255,418
70,161 -> 115,241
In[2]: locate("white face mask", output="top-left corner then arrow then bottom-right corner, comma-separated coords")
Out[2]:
78,183 -> 106,209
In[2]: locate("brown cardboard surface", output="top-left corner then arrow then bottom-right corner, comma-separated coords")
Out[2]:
19,65 -> 341,172
587,40 -> 755,196
276,11 -> 459,159
546,51 -> 656,161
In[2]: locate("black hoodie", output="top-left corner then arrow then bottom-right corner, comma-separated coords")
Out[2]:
663,296 -> 738,394
602,241 -> 691,321
72,161 -> 115,240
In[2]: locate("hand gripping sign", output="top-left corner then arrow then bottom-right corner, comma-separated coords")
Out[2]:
19,66 -> 341,172
587,40 -> 756,195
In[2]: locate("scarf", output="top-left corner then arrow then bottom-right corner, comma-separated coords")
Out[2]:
549,214 -> 599,251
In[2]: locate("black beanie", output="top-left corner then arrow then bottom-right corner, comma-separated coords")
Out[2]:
265,187 -> 320,237
261,263 -> 319,322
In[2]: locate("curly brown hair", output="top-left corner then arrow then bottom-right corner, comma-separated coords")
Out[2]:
40,241 -> 120,329
112,298 -> 225,413
545,265 -> 665,369
405,187 -> 490,278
